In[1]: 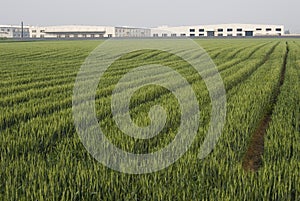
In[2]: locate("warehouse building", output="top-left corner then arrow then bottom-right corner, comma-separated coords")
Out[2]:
151,24 -> 284,37
0,24 -> 285,39
29,25 -> 151,38
0,25 -> 30,38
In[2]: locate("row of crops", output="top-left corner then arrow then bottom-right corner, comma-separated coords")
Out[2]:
0,39 -> 299,200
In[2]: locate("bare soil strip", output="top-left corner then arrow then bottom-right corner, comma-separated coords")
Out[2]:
243,42 -> 289,172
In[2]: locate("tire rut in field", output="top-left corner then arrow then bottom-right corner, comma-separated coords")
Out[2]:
242,42 -> 289,172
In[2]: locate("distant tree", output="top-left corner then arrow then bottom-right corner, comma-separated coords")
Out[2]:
284,30 -> 290,35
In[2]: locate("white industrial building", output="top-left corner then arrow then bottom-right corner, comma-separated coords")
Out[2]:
0,25 -> 30,38
29,25 -> 151,38
0,24 -> 285,39
152,24 -> 284,37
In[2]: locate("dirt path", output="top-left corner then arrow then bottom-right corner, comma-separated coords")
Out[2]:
242,42 -> 289,172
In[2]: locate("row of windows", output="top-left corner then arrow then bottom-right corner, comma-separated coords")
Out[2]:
0,28 -> 30,32
13,34 -> 29,37
55,34 -> 105,38
190,28 -> 282,32
190,28 -> 243,32
262,28 -> 282,32
14,29 -> 29,32
1,28 -> 10,32
154,33 -> 187,37
116,29 -> 149,33
32,35 -> 45,38
153,33 -> 245,37
32,30 -> 45,33
216,33 -> 243,36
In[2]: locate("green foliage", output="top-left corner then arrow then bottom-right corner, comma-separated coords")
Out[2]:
0,39 -> 299,200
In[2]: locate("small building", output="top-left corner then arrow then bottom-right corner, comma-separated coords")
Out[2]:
151,24 -> 284,37
0,25 -> 30,38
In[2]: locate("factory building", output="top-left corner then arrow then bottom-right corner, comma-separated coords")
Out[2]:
152,24 -> 284,37
0,24 -> 285,39
0,25 -> 30,38
28,26 -> 151,38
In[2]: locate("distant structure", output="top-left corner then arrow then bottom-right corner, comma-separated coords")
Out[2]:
152,24 -> 284,37
29,25 -> 151,39
0,24 -> 285,39
0,25 -> 30,38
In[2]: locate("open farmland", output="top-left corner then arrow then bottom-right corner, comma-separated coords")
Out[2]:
0,39 -> 299,200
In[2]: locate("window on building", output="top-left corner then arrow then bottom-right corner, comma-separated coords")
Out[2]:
199,34 -> 205,36
162,33 -> 168,37
218,33 -> 223,36
227,34 -> 233,37
32,35 -> 36,38
256,28 -> 262,31
40,30 -> 45,33
171,33 -> 177,37
199,29 -> 205,32
218,28 -> 223,32
7,29 -> 10,32
227,28 -> 233,32
32,30 -> 37,33
190,34 -> 195,37
153,33 -> 159,37
237,28 -> 243,32
180,33 -> 186,37
1,28 -> 4,31
108,34 -> 113,38
190,29 -> 195,32
237,33 -> 243,36
266,28 -> 272,31
276,28 -> 282,32
40,35 -> 44,38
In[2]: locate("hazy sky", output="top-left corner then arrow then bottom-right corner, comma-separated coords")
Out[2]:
1,0 -> 300,33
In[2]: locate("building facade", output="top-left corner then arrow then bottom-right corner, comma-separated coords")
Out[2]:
0,24 -> 285,38
115,27 -> 151,37
0,25 -> 30,38
151,24 -> 284,37
29,26 -> 151,38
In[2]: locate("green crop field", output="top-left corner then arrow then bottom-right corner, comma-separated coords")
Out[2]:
0,39 -> 299,200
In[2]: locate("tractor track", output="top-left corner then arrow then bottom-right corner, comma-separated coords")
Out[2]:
242,42 -> 289,172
